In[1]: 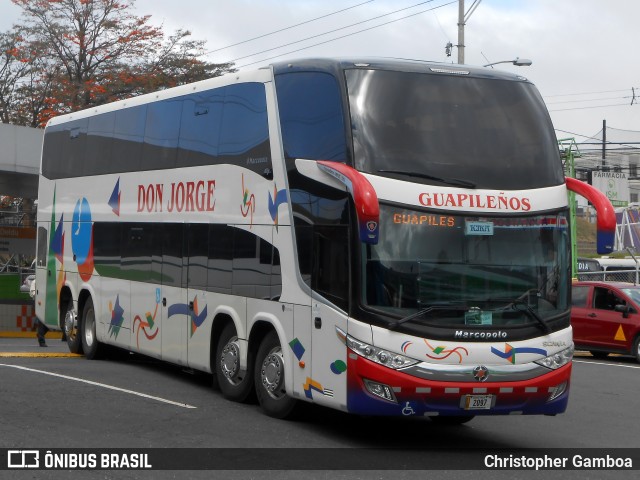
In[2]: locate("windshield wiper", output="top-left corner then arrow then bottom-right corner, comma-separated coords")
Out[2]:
377,169 -> 476,189
484,297 -> 551,334
388,304 -> 468,330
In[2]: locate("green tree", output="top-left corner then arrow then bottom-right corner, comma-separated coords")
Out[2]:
6,0 -> 234,126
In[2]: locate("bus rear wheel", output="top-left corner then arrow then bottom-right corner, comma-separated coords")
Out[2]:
81,298 -> 102,360
215,323 -> 254,402
254,331 -> 297,419
63,300 -> 82,354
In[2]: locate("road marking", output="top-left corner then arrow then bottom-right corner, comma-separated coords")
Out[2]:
574,359 -> 640,369
0,363 -> 197,409
0,353 -> 82,358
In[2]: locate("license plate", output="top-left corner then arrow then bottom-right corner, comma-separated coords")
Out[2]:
464,394 -> 493,410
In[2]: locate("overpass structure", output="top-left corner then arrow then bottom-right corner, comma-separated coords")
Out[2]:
0,123 -> 43,199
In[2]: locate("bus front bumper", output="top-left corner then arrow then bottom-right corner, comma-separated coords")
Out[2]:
346,352 -> 572,417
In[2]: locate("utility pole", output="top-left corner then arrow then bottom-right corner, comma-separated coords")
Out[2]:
602,119 -> 606,168
458,0 -> 465,64
456,0 -> 482,64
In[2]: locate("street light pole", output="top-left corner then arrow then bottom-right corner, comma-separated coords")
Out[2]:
483,58 -> 533,68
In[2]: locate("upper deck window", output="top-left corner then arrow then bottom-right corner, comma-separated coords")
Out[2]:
275,72 -> 347,162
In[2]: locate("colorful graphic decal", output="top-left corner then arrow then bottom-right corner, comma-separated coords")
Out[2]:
491,343 -> 547,364
167,296 -> 208,337
45,189 -> 64,326
401,341 -> 412,354
288,338 -> 305,361
330,360 -> 347,375
71,197 -> 95,282
268,185 -> 287,228
240,174 -> 255,228
303,377 -> 334,398
424,339 -> 469,364
614,325 -> 627,342
133,295 -> 160,349
109,177 -> 121,216
108,295 -> 125,339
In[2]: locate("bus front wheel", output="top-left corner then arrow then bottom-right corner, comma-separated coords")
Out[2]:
215,323 -> 254,402
254,331 -> 297,419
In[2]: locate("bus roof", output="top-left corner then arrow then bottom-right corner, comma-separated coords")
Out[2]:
45,57 -> 532,129
270,57 -> 532,82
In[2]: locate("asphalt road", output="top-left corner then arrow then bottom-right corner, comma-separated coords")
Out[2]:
0,337 -> 638,479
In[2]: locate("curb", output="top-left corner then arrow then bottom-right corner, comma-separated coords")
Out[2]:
0,331 -> 63,339
0,352 -> 81,358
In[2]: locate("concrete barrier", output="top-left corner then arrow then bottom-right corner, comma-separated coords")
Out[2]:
0,301 -> 62,339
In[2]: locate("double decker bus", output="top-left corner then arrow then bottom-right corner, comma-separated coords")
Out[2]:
35,58 -> 615,422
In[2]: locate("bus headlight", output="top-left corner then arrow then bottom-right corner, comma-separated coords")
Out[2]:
344,334 -> 419,369
534,344 -> 574,370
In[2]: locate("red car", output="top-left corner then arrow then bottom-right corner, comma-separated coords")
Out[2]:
571,281 -> 640,362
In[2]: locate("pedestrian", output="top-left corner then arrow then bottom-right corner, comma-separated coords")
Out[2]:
35,317 -> 49,347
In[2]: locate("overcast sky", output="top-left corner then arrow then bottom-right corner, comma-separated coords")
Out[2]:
2,0 -> 639,144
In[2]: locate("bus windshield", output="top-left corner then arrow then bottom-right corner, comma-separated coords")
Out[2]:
346,69 -> 564,190
361,205 -> 570,327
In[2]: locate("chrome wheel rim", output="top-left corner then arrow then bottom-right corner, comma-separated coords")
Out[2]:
64,309 -> 77,341
260,346 -> 285,400
84,308 -> 95,348
220,338 -> 242,385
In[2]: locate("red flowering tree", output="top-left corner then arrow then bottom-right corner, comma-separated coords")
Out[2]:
6,0 -> 234,126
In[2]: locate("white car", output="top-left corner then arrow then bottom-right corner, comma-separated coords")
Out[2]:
20,274 -> 35,296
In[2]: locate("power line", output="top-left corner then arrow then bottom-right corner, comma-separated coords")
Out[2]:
549,102 -> 631,112
545,88 -> 631,98
546,95 -> 632,105
205,0 -> 375,55
234,1 -> 456,69
226,1 -> 442,65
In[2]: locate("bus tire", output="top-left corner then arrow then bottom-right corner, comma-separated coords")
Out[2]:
215,323 -> 254,402
429,415 -> 475,425
81,297 -> 102,360
63,300 -> 82,354
254,331 -> 297,419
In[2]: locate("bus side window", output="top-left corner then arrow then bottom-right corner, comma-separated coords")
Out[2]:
87,112 -> 115,176
113,106 -> 146,174
143,99 -> 182,170
293,220 -> 312,288
312,225 -> 350,312
219,83 -> 272,178
178,91 -> 224,168
162,223 -> 185,288
275,71 -> 347,162
208,224 -> 233,294
65,119 -> 88,177
187,223 -> 209,289
121,224 -> 153,276
94,222 -> 122,272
